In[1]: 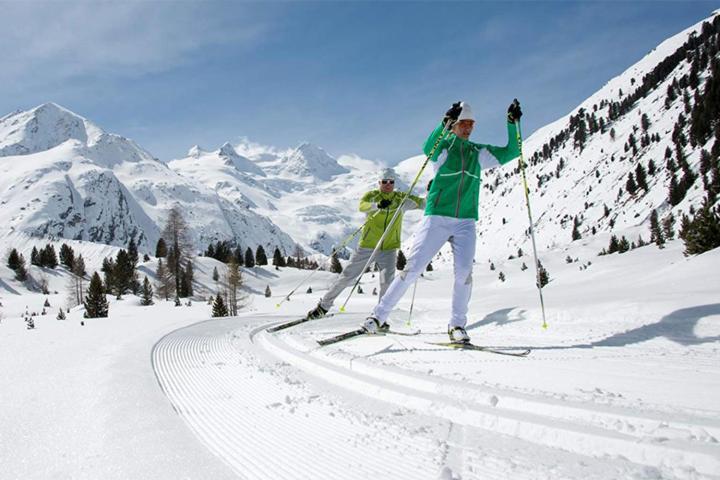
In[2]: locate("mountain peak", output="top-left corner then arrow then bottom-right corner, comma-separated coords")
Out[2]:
281,142 -> 349,181
188,145 -> 204,158
219,141 -> 239,158
0,102 -> 95,157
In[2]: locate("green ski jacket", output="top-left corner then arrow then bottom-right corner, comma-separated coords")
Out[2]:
423,121 -> 520,220
358,190 -> 424,250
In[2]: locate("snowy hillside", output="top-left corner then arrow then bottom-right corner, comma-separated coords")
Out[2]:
0,103 -> 297,255
471,12 -> 720,263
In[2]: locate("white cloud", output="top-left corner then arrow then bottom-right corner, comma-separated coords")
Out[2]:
0,1 -> 268,84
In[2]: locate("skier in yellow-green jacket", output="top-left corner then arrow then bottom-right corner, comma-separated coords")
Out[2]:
306,168 -> 424,319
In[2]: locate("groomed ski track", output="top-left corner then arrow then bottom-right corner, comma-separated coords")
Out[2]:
152,314 -> 720,480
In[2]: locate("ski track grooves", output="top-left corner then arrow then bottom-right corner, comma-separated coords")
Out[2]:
255,323 -> 720,477
152,318 -> 438,480
152,317 -> 720,478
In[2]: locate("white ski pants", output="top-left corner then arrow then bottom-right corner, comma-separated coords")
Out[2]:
320,247 -> 397,310
371,215 -> 476,328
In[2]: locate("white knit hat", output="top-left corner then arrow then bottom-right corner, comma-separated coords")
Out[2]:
457,102 -> 475,122
379,167 -> 397,181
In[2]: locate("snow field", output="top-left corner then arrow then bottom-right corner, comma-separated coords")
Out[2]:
257,315 -> 720,477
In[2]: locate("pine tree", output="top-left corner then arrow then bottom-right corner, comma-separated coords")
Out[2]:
264,285 -> 271,298
426,261 -> 433,272
212,266 -> 219,282
127,236 -> 139,267
668,174 -> 683,206
59,244 -> 75,269
330,253 -> 342,274
211,294 -> 229,317
102,257 -> 116,295
498,272 -> 506,282
635,163 -> 649,191
490,262 -> 495,271
571,217 -> 582,241
537,261 -> 549,288
31,246 -> 40,266
84,272 -> 109,318
179,260 -> 194,297
141,276 -> 154,306
608,234 -> 620,254
155,238 -> 167,258
113,249 -> 134,299
648,159 -> 657,176
45,245 -> 58,268
272,247 -> 286,268
127,236 -> 140,293
7,248 -> 22,271
56,308 -> 66,320
255,245 -> 268,266
649,210 -> 665,248
679,198 -> 720,255
244,247 -> 255,268
234,246 -> 244,266
396,250 -> 407,271
662,213 -> 676,240
626,172 -> 638,196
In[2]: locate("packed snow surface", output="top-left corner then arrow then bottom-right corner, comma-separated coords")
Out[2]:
1,239 -> 718,479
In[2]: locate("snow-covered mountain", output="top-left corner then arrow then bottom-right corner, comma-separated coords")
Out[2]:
1,12 -> 717,264
0,103 -> 297,254
468,11 -> 720,263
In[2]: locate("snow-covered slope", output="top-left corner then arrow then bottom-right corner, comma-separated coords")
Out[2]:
471,12 -> 720,263
0,103 -> 297,254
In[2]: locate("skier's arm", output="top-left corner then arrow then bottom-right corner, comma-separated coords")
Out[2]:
423,122 -> 449,162
359,191 -> 379,213
401,193 -> 425,211
480,122 -> 520,166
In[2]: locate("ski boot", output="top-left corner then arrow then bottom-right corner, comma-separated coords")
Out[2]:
306,303 -> 328,320
362,316 -> 390,334
448,326 -> 470,344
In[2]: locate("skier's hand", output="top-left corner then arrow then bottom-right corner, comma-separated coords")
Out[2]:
507,99 -> 522,123
378,199 -> 392,209
443,101 -> 462,127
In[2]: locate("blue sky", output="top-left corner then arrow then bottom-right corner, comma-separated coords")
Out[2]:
0,1 -> 717,164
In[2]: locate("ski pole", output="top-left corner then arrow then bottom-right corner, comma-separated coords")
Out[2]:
339,119 -> 453,313
514,108 -> 548,329
406,279 -> 418,326
274,212 -> 378,309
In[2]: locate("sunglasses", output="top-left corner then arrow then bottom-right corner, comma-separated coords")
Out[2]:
381,180 -> 395,185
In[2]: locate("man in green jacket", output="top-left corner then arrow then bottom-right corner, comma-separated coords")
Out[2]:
363,100 -> 522,343
306,168 -> 424,319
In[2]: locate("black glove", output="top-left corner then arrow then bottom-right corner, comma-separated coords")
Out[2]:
443,101 -> 462,126
378,199 -> 392,209
507,99 -> 522,123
